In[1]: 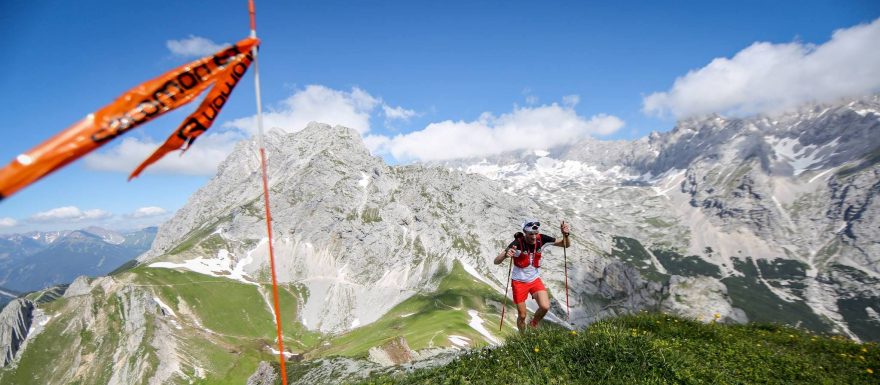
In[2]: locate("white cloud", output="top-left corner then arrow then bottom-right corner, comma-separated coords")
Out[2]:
31,206 -> 112,222
226,85 -> 381,135
0,217 -> 16,228
83,131 -> 244,176
86,84 -> 611,171
382,105 -> 417,121
129,206 -> 168,218
85,85 -> 419,177
167,35 -> 227,57
643,18 -> 880,119
525,95 -> 539,105
370,102 -> 624,162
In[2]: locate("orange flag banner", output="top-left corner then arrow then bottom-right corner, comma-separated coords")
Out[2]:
0,37 -> 260,201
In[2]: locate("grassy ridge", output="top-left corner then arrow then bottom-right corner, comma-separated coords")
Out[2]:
130,266 -> 322,384
354,313 -> 879,385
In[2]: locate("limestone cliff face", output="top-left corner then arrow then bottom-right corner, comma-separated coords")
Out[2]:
0,299 -> 34,367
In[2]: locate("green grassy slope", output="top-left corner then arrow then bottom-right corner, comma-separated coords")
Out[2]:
128,266 -> 320,385
1,258 -> 519,385
355,313 -> 880,385
307,260 -> 518,359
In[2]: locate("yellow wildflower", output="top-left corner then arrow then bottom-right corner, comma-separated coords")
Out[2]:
534,346 -> 540,353
862,347 -> 869,353
570,331 -> 577,336
867,368 -> 873,374
714,313 -> 721,319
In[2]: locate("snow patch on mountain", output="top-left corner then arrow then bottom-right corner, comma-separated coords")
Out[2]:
152,297 -> 177,318
854,108 -> 879,117
767,136 -> 840,176
447,335 -> 470,347
148,249 -> 257,285
467,310 -> 500,345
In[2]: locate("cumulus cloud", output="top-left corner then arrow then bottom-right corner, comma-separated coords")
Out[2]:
85,85 -> 420,177
369,102 -> 624,162
86,84 -> 608,172
83,131 -> 244,176
0,217 -> 16,228
226,85 -> 381,135
644,17 -> 880,119
226,85 -> 421,134
31,206 -> 112,222
128,206 -> 168,218
167,35 -> 227,57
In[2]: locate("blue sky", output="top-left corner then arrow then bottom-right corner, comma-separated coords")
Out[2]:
1,0 -> 878,233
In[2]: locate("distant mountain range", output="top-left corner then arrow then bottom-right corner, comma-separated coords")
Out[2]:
0,226 -> 157,293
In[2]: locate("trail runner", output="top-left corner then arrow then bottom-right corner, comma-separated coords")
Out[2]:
494,219 -> 571,332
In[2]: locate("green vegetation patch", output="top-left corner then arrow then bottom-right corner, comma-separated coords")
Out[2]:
131,266 -> 320,384
644,217 -> 674,228
757,258 -> 808,280
361,207 -> 383,223
610,237 -> 667,282
136,267 -> 276,339
826,264 -> 880,342
451,234 -> 480,255
0,292 -> 125,385
23,285 -> 67,304
836,145 -> 880,178
310,260 -> 514,359
167,215 -> 231,255
652,248 -> 722,278
109,259 -> 140,276
723,257 -> 830,334
354,313 -> 880,385
133,266 -> 313,346
757,258 -> 809,298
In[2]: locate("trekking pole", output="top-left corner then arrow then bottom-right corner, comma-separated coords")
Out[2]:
499,251 -> 514,331
562,220 -> 570,322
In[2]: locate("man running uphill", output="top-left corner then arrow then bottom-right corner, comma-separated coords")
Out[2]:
494,220 -> 571,332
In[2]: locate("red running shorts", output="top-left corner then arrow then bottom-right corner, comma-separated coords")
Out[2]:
511,278 -> 546,304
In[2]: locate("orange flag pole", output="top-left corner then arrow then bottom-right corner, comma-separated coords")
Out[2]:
247,1 -> 289,383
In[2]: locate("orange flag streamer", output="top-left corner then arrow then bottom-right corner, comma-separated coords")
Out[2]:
0,37 -> 260,201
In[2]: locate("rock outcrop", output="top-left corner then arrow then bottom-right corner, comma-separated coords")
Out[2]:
0,298 -> 34,367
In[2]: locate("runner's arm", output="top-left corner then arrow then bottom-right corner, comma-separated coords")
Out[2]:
552,235 -> 570,247
494,243 -> 518,264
